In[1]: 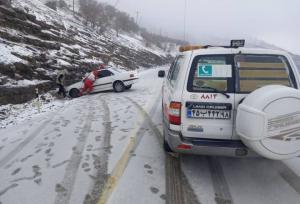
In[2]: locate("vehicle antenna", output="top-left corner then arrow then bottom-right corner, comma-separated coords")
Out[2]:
183,0 -> 187,41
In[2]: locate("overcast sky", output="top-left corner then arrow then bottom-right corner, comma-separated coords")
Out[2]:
100,0 -> 300,54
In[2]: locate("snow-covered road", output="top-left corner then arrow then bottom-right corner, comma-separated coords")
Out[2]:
0,67 -> 300,204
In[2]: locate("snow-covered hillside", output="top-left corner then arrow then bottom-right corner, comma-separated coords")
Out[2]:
0,0 -> 176,104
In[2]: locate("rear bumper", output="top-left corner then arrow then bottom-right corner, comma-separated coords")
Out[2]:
165,125 -> 258,157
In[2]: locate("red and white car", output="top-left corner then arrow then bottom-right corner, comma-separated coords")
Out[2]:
67,67 -> 138,98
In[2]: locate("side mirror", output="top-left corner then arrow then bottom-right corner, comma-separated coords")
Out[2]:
158,70 -> 165,78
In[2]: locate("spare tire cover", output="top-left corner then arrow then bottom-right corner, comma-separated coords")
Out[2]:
236,85 -> 300,160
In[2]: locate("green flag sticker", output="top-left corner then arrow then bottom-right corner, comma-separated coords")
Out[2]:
198,64 -> 212,77
197,64 -> 232,78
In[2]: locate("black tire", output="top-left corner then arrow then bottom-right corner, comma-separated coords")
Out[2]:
69,88 -> 80,98
125,85 -> 132,89
163,123 -> 173,153
113,81 -> 125,92
163,139 -> 173,153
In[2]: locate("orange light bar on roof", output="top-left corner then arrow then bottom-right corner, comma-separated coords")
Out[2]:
179,45 -> 204,52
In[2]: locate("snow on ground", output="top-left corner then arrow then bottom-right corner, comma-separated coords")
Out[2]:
0,67 -> 299,204
107,129 -> 166,204
117,33 -> 167,57
0,43 -> 24,64
104,66 -> 166,174
0,93 -> 68,128
3,79 -> 51,87
11,0 -> 169,60
284,158 -> 300,177
0,94 -> 105,203
0,67 -> 167,204
12,0 -> 61,25
106,69 -> 167,203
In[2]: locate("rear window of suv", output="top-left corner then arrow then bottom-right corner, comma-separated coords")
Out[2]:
187,54 -> 297,93
235,54 -> 297,93
187,55 -> 234,93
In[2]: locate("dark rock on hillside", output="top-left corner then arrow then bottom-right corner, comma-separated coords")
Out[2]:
0,3 -> 174,105
0,0 -> 11,7
0,81 -> 53,104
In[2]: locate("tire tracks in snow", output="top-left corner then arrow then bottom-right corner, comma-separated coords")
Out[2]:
279,162 -> 300,195
207,157 -> 233,204
86,96 -> 112,204
165,154 -> 201,204
97,95 -> 164,204
0,115 -> 56,169
124,96 -> 163,147
0,183 -> 18,197
165,155 -> 185,204
125,96 -> 200,204
54,101 -> 94,204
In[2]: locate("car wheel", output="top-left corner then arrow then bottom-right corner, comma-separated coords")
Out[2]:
125,85 -> 132,89
113,81 -> 125,92
69,88 -> 80,98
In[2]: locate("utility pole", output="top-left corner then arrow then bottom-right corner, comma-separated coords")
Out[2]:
114,0 -> 120,7
73,0 -> 74,15
136,11 -> 139,24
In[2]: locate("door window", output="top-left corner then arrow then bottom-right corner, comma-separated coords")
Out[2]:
98,70 -> 113,78
168,56 -> 184,86
167,56 -> 184,85
235,55 -> 297,93
167,58 -> 176,81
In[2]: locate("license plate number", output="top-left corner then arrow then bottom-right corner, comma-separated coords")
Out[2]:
187,109 -> 231,119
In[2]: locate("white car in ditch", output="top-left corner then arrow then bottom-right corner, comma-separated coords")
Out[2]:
159,40 -> 300,160
67,67 -> 138,98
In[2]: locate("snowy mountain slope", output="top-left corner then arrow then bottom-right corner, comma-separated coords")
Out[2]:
0,0 -> 176,104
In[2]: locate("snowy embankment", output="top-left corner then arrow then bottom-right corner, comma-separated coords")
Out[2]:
0,67 -> 164,128
0,93 -> 67,128
0,0 -> 175,105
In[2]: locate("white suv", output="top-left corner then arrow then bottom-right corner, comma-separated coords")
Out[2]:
159,41 -> 300,160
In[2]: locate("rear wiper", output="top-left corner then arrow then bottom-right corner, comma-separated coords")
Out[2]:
200,86 -> 230,98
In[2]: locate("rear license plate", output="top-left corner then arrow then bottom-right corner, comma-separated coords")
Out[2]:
187,109 -> 231,119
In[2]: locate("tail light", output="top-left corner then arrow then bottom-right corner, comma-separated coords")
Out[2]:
168,101 -> 181,125
177,144 -> 192,150
130,74 -> 134,78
